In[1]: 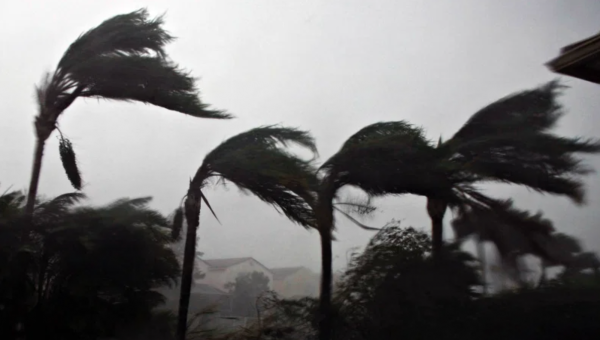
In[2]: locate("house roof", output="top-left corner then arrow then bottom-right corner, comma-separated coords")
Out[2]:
191,283 -> 228,295
547,31 -> 600,84
201,257 -> 253,269
271,267 -> 306,280
200,257 -> 273,274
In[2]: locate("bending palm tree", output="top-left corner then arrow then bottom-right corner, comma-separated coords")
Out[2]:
333,81 -> 599,261
452,202 -> 598,286
315,122 -> 440,340
26,8 -> 230,215
173,126 -> 318,340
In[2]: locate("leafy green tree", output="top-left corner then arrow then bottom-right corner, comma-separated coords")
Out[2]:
25,8 -> 230,214
173,126 -> 318,340
0,190 -> 179,339
333,224 -> 480,340
225,271 -> 271,318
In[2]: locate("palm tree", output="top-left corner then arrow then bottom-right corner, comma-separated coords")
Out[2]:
330,81 -> 599,262
173,126 -> 318,340
452,199 -> 555,286
26,8 -> 230,215
451,200 -> 598,287
314,81 -> 599,337
315,122 -> 440,340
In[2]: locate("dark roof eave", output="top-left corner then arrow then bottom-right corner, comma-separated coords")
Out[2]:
547,32 -> 600,84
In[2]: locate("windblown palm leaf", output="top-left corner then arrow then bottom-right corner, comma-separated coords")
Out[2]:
446,80 -> 600,204
39,8 -> 229,121
190,126 -> 318,228
321,121 -> 449,199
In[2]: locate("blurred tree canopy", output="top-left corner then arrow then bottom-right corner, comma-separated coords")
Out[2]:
225,271 -> 271,318
0,191 -> 179,339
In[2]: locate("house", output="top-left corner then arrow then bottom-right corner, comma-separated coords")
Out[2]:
195,257 -> 274,291
271,266 -> 319,298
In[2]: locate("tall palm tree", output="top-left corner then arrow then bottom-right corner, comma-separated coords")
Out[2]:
173,126 -> 318,340
451,200 -> 599,287
331,81 -> 599,262
315,122 -> 440,340
452,199 -> 556,286
26,8 -> 230,215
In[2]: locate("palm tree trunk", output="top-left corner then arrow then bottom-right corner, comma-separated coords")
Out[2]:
538,261 -> 547,287
476,236 -> 488,295
427,197 -> 447,261
176,192 -> 201,340
25,138 -> 46,215
316,180 -> 336,340
318,228 -> 333,340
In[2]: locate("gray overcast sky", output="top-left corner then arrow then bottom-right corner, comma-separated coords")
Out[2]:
2,0 -> 600,273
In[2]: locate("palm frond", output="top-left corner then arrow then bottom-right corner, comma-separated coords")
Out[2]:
451,200 -> 568,268
36,8 -> 229,133
199,191 -> 220,224
212,147 -> 317,228
321,122 -> 450,199
338,121 -> 429,151
74,55 -> 230,119
58,9 -> 173,68
334,196 -> 376,217
333,206 -> 379,231
203,126 -> 317,169
189,127 -> 319,229
58,135 -> 83,190
450,80 -> 566,142
452,133 -> 600,204
98,197 -> 168,228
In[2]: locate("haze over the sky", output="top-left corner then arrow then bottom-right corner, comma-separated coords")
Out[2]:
2,0 -> 600,273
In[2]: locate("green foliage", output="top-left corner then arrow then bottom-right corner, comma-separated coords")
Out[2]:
225,271 -> 271,318
190,126 -> 318,229
38,8 -> 228,121
333,224 -> 481,339
33,8 -> 230,193
321,121 -> 448,199
0,191 -> 179,339
452,201 -> 600,286
446,80 -> 600,204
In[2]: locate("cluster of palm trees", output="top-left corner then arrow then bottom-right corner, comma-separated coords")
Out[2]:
21,9 -> 599,340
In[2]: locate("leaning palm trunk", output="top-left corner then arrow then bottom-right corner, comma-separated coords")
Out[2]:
315,182 -> 335,340
427,197 -> 448,261
317,228 -> 333,340
25,137 -> 48,215
177,188 -> 202,340
476,235 -> 488,295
